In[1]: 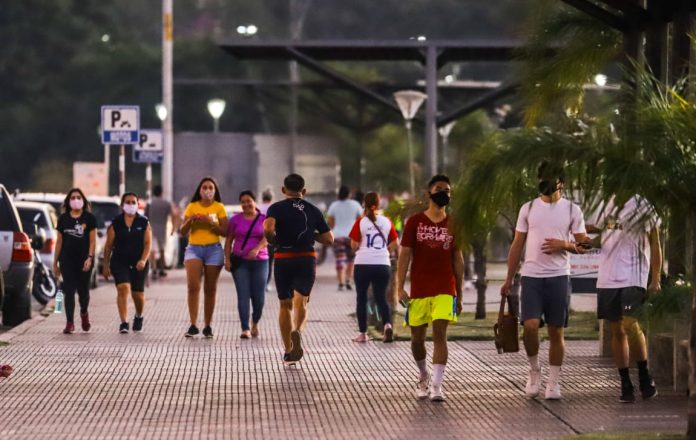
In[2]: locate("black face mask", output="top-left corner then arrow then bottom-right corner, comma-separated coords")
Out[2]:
430,191 -> 450,207
538,180 -> 558,196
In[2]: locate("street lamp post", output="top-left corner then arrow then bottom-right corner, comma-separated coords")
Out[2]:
393,90 -> 427,196
207,99 -> 226,133
438,121 -> 456,173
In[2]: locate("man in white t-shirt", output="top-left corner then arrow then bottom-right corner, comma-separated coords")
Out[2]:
327,186 -> 363,290
501,162 -> 590,400
591,195 -> 661,403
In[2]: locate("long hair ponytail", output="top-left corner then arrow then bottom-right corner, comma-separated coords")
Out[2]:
363,192 -> 380,222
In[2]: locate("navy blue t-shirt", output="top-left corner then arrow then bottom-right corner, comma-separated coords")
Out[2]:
266,198 -> 330,253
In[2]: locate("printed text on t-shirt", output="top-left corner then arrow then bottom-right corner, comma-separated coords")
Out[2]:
416,224 -> 453,250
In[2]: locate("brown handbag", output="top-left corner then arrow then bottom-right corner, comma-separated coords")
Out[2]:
494,296 -> 519,354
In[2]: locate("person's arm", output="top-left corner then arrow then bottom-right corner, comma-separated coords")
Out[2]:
136,224 -> 152,271
170,203 -> 180,233
541,232 -> 591,255
263,217 -> 276,244
224,222 -> 235,271
247,236 -> 268,260
53,232 -> 63,279
327,216 -> 336,230
315,231 -> 334,246
452,248 -> 464,315
102,226 -> 115,280
648,226 -> 662,292
84,227 -> 97,272
214,212 -> 229,237
180,215 -> 194,236
350,239 -> 360,251
396,246 -> 412,302
501,231 -> 526,296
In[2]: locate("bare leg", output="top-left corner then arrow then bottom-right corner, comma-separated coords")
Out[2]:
116,283 -> 131,322
431,320 -> 449,365
410,324 -> 428,362
623,317 -> 648,362
523,319 -> 540,357
611,320 -> 629,368
203,265 -> 222,327
292,291 -> 309,332
185,260 -> 203,326
279,299 -> 293,352
131,291 -> 145,316
547,325 -> 565,366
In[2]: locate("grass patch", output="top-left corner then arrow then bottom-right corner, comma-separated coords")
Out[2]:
559,433 -> 683,440
0,341 -> 8,347
357,310 -> 599,342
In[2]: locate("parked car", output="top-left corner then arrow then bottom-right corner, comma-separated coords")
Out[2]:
0,184 -> 34,326
15,201 -> 58,270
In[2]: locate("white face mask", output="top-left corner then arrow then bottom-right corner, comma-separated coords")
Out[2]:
202,189 -> 215,200
123,203 -> 138,215
69,198 -> 84,210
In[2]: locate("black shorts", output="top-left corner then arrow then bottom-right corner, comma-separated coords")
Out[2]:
597,286 -> 646,321
274,257 -> 316,300
110,260 -> 149,292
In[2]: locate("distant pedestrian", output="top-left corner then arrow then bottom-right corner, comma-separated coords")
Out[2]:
592,195 -> 660,403
146,185 -> 177,279
181,177 -> 228,338
258,188 -> 275,289
396,175 -> 464,402
328,185 -> 362,291
349,192 -> 399,343
224,190 -> 268,339
501,161 -> 590,400
263,174 -> 334,366
103,193 -> 152,334
53,188 -> 97,334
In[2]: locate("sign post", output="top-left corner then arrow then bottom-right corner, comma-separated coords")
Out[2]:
133,129 -> 164,202
101,105 -> 140,195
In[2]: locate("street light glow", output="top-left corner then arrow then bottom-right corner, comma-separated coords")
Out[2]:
155,103 -> 168,121
101,34 -> 110,43
207,99 -> 226,119
417,35 -> 427,41
237,24 -> 258,37
594,73 -> 608,87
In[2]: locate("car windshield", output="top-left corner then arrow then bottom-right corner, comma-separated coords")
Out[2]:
91,202 -> 121,229
18,208 -> 49,229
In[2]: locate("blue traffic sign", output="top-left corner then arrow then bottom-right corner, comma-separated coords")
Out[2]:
133,150 -> 164,164
101,105 -> 140,144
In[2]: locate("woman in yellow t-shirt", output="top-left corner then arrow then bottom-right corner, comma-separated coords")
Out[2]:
180,177 -> 228,338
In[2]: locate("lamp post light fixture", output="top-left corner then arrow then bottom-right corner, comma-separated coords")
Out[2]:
594,73 -> 608,87
155,103 -> 168,121
393,90 -> 427,196
438,121 -> 456,173
207,98 -> 226,133
236,24 -> 258,37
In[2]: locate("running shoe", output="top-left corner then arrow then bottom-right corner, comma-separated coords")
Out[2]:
345,282 -> 352,290
240,330 -> 251,339
525,368 -> 541,398
383,324 -> 394,343
620,382 -> 636,403
338,283 -> 344,291
544,382 -> 562,400
185,325 -> 199,338
202,326 -> 214,339
119,322 -> 129,334
430,384 -> 445,402
63,322 -> 75,334
290,330 -> 304,361
639,374 -> 658,400
80,312 -> 91,332
283,353 -> 296,366
132,316 -> 144,332
416,375 -> 430,400
251,323 -> 259,338
353,333 -> 369,343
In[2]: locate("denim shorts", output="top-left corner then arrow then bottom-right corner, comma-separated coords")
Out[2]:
184,243 -> 224,266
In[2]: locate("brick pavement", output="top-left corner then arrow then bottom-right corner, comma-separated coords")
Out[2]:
0,262 -> 686,439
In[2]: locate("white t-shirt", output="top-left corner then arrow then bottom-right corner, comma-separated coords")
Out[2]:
328,199 -> 362,238
348,215 -> 398,266
596,195 -> 660,289
516,197 -> 586,277
257,202 -> 271,215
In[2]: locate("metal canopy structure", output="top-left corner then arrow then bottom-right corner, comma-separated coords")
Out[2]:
219,38 -> 524,177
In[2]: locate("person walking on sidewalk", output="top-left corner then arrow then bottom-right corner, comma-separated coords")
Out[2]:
500,161 -> 590,400
328,185 -> 362,291
103,193 -> 152,334
180,177 -> 228,338
53,188 -> 97,334
224,190 -> 269,339
592,194 -> 661,403
146,185 -> 177,279
263,174 -> 334,366
349,192 -> 399,343
396,175 -> 464,402
258,188 -> 275,290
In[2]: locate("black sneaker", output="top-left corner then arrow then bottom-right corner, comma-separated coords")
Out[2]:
119,322 -> 129,334
283,352 -> 296,366
202,326 -> 214,338
290,330 -> 304,361
619,382 -> 635,403
345,282 -> 352,290
338,283 -> 344,291
639,375 -> 658,400
185,325 -> 199,338
132,316 -> 144,332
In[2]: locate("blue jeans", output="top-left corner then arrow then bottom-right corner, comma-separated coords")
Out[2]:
232,259 -> 269,331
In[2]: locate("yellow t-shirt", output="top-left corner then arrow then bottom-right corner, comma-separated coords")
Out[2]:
184,201 -> 228,245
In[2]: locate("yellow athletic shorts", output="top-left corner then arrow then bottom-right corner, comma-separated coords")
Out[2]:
404,294 -> 457,327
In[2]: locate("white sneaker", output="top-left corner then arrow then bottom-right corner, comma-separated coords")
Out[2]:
525,368 -> 542,398
416,375 -> 430,400
430,384 -> 445,402
545,382 -> 562,400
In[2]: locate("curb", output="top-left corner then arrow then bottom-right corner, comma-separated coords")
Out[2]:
0,312 -> 49,343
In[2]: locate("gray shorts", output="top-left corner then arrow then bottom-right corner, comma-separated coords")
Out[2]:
596,286 -> 646,321
521,275 -> 571,328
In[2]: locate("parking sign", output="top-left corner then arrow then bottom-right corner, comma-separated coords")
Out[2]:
101,105 -> 140,144
135,129 -> 163,152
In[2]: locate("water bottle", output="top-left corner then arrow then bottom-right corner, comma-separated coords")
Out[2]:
54,289 -> 64,314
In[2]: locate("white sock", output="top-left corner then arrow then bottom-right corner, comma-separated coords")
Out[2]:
432,364 -> 446,386
549,365 -> 561,384
384,323 -> 392,329
528,355 -> 540,371
416,359 -> 428,379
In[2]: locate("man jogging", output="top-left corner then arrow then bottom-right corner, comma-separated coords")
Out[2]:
263,174 -> 334,366
592,194 -> 660,403
396,175 -> 464,402
501,162 -> 590,400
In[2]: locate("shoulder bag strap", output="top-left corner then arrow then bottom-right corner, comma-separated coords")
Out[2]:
367,216 -> 389,245
239,213 -> 261,253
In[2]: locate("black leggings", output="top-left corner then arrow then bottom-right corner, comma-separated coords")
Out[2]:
354,264 -> 392,333
61,262 -> 91,323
